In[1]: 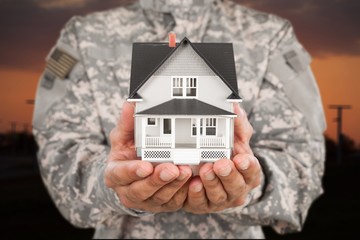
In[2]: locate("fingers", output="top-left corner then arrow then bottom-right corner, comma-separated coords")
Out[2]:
148,165 -> 192,206
183,176 -> 207,214
146,165 -> 192,212
233,154 -> 262,188
184,155 -> 261,214
125,163 -> 181,203
104,160 -> 153,188
198,163 -> 227,206
163,180 -> 190,211
212,159 -> 247,204
233,103 -> 253,155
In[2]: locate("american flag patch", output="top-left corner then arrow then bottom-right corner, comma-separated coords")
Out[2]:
46,48 -> 78,80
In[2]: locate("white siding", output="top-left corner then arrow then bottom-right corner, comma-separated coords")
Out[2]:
155,43 -> 216,76
136,43 -> 234,113
137,75 -> 233,112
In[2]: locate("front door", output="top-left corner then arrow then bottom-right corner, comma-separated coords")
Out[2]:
175,118 -> 195,148
162,118 -> 172,135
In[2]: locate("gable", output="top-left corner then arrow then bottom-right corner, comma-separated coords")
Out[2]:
154,42 -> 216,76
129,38 -> 240,99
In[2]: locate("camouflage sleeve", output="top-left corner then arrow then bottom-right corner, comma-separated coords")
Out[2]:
219,20 -> 327,234
32,17 -> 149,229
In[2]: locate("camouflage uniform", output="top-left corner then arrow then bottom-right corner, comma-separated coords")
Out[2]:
32,0 -> 326,238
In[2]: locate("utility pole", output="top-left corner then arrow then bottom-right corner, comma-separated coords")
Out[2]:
329,105 -> 352,165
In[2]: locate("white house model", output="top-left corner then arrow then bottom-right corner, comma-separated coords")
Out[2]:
127,34 -> 242,165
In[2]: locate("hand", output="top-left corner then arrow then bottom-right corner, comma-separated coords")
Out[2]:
183,104 -> 262,214
104,102 -> 192,213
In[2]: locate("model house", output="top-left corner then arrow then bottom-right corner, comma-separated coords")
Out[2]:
128,34 -> 242,165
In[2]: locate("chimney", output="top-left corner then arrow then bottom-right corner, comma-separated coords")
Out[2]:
169,32 -> 176,48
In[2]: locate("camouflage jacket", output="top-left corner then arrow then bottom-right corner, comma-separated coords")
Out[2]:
32,0 -> 326,238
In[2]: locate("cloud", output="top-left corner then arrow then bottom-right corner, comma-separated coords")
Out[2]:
234,0 -> 360,57
33,0 -> 89,9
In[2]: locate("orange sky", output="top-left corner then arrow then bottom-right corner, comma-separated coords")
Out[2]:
0,68 -> 40,133
0,55 -> 359,144
312,56 -> 360,144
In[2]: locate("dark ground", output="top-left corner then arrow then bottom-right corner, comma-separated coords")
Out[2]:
0,134 -> 359,239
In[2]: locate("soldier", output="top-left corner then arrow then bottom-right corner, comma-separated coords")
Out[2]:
32,0 -> 327,238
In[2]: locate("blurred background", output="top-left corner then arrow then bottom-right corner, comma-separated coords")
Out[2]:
0,0 -> 359,239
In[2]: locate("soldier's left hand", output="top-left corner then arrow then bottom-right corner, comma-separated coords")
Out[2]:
183,104 -> 263,214
105,101 -> 192,214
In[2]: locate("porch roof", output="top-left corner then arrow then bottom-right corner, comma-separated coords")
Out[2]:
136,99 -> 236,116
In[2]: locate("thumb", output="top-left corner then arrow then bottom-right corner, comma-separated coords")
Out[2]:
233,103 -> 253,155
112,101 -> 135,146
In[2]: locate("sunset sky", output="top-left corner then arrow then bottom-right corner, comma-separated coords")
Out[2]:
0,0 -> 359,145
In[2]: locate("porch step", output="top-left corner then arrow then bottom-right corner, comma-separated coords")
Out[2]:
172,149 -> 200,165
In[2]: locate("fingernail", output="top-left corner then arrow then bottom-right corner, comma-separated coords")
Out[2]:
238,158 -> 250,170
160,169 -> 177,181
205,170 -> 215,181
218,165 -> 232,176
193,183 -> 203,192
136,167 -> 150,178
177,169 -> 189,181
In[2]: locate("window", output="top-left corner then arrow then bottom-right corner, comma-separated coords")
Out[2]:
191,118 -> 216,136
147,118 -> 156,126
185,77 -> 197,97
172,77 -> 197,98
205,118 -> 216,136
163,119 -> 172,134
191,118 -> 203,136
172,77 -> 183,97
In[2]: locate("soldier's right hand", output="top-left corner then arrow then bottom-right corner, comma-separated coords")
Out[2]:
104,102 -> 192,213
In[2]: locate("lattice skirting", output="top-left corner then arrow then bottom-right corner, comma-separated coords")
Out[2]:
143,150 -> 172,160
200,150 -> 230,160
141,149 -> 231,162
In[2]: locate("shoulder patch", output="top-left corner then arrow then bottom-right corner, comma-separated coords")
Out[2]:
46,48 -> 78,80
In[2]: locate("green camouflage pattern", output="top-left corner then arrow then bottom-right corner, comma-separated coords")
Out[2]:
33,0 -> 326,238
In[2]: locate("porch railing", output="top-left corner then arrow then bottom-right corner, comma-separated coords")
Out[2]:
200,137 -> 225,148
145,136 -> 225,148
145,137 -> 172,148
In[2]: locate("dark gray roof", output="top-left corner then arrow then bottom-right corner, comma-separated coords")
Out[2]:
129,37 -> 240,99
131,93 -> 142,99
227,93 -> 242,100
136,99 -> 236,116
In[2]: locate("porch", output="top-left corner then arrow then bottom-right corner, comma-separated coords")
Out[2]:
140,116 -> 232,149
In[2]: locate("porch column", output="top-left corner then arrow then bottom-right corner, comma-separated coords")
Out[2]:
142,117 -> 146,148
171,118 -> 175,148
226,118 -> 230,148
196,118 -> 201,148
